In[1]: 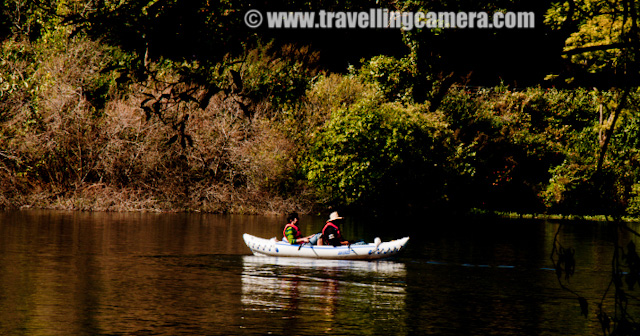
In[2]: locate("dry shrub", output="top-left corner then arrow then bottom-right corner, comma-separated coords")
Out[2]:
1,35 -> 113,186
0,34 -> 311,213
77,78 -> 305,213
17,183 -> 160,212
180,90 -> 307,214
99,97 -> 166,187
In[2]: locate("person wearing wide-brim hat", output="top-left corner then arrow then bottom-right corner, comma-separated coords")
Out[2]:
318,211 -> 349,246
328,211 -> 343,221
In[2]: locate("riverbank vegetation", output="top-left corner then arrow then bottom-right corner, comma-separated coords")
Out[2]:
1,0 -> 639,221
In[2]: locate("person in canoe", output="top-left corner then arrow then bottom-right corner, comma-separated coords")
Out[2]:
283,212 -> 320,245
318,211 -> 350,246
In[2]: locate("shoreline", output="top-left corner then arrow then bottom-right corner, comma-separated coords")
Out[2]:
0,184 -> 313,216
2,189 -> 637,223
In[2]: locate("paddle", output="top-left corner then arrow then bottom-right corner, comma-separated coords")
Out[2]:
297,240 -> 320,257
349,237 -> 382,255
348,244 -> 358,255
300,242 -> 320,257
343,240 -> 366,255
297,236 -> 313,250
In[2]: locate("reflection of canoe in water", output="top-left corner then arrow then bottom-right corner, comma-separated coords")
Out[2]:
243,233 -> 410,260
242,255 -> 407,274
241,255 -> 408,320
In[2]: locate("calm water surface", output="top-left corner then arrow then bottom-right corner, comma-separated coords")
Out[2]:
0,210 -> 634,335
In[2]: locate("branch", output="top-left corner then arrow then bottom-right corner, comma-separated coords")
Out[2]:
621,222 -> 640,238
596,88 -> 630,174
563,43 -> 628,56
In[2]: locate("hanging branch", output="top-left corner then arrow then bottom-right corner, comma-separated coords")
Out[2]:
550,222 -> 589,317
595,221 -> 640,335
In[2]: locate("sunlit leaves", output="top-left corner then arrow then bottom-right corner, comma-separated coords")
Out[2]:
627,184 -> 640,216
545,0 -> 640,85
303,99 -> 445,208
564,15 -> 628,74
355,55 -> 416,103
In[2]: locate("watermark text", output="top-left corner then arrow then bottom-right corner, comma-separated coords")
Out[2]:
244,9 -> 535,30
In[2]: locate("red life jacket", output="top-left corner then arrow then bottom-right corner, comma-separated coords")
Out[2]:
283,223 -> 302,240
322,221 -> 342,245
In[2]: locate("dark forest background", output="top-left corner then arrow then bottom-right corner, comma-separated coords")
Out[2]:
1,0 -> 639,220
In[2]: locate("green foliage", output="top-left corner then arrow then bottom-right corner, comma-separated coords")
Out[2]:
628,184 -> 640,216
544,163 -> 624,216
280,73 -> 382,150
354,55 -> 415,103
437,87 -> 561,213
63,0 -> 251,63
226,42 -> 320,108
303,99 -> 447,208
433,86 -> 640,217
2,0 -> 640,221
540,89 -> 640,217
545,0 -> 640,85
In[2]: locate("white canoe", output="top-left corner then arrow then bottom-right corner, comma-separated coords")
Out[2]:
243,233 -> 410,260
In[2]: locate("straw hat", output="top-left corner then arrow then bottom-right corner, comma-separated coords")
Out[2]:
328,211 -> 343,221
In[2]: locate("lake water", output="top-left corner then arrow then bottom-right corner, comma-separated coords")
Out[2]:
0,210 -> 634,335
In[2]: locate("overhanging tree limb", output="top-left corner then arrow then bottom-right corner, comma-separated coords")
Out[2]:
562,42 -> 629,56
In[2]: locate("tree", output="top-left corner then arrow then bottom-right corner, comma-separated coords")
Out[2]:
388,0 -> 558,106
546,0 -> 640,334
303,96 -> 450,211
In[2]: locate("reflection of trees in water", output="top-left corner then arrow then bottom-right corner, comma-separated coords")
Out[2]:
319,269 -> 339,334
0,212 -> 248,335
552,221 -> 640,335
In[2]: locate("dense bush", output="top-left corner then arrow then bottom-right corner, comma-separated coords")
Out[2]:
0,31 -> 308,214
435,86 -> 640,217
303,98 -> 450,210
354,55 -> 416,103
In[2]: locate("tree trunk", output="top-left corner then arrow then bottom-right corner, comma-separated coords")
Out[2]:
596,87 -> 630,174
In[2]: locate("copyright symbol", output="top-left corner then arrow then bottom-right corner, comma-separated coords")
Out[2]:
244,10 -> 263,29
